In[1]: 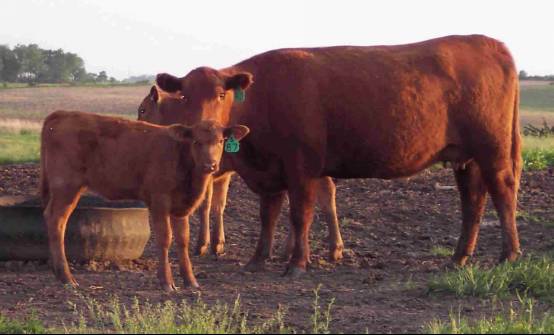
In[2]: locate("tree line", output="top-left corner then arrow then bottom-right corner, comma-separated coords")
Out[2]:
519,70 -> 554,81
0,44 -> 116,84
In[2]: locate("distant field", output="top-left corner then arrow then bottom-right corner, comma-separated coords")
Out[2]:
0,85 -> 150,120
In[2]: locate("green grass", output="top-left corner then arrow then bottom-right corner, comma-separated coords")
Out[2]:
430,246 -> 454,257
520,84 -> 554,113
428,256 -> 554,302
65,295 -> 290,334
426,297 -> 554,334
522,136 -> 554,170
0,288 -> 335,334
0,129 -> 40,164
0,314 -> 48,334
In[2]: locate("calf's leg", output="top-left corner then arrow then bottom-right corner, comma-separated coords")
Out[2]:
452,161 -> 487,266
150,201 -> 176,292
171,215 -> 199,288
211,173 -> 232,256
195,179 -> 213,256
44,186 -> 83,286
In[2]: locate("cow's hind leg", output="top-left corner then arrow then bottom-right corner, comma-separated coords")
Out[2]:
316,177 -> 343,262
283,177 -> 343,262
479,162 -> 522,262
171,215 -> 199,288
44,185 -> 83,287
452,161 -> 487,266
194,180 -> 213,256
244,191 -> 286,272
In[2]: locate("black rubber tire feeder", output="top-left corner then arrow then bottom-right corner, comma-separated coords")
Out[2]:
0,195 -> 150,261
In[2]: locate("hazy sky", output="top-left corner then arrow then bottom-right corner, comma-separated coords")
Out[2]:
1,0 -> 553,79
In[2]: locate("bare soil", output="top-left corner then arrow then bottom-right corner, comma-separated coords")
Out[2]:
0,164 -> 552,333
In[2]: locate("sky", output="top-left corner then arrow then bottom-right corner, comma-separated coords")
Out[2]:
1,0 -> 553,79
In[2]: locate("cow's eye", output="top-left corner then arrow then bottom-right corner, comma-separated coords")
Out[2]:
180,96 -> 188,102
139,109 -> 145,114
218,92 -> 226,101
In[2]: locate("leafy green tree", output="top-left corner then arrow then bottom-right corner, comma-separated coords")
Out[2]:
13,44 -> 46,84
97,70 -> 108,82
0,45 -> 20,82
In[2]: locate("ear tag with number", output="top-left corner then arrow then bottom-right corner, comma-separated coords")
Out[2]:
225,135 -> 240,153
234,88 -> 245,103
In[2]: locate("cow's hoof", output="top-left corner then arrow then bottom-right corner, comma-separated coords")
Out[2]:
244,259 -> 266,272
499,250 -> 522,263
329,245 -> 344,263
212,243 -> 225,256
195,244 -> 210,257
56,270 -> 79,288
282,265 -> 306,278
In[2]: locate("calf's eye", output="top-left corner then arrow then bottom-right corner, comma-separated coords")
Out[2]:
218,93 -> 226,101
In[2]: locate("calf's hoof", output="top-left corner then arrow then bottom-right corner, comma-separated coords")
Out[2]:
282,264 -> 306,278
54,269 -> 79,288
195,244 -> 210,257
212,242 -> 225,256
499,250 -> 522,263
244,259 -> 266,273
329,244 -> 344,262
183,278 -> 200,289
161,283 -> 178,293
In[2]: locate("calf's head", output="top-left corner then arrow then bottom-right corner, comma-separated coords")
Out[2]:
138,86 -> 187,125
155,67 -> 253,125
169,120 -> 250,173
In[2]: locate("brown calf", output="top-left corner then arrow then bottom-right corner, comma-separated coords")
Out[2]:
138,86 -> 344,263
155,35 -> 522,277
40,111 -> 249,291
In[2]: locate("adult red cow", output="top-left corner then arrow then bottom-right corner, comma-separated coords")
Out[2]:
156,35 -> 522,276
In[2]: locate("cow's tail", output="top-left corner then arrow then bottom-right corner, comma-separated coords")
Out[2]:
511,81 -> 522,196
39,122 -> 49,208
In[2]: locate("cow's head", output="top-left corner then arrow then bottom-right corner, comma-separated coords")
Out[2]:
169,120 -> 250,174
155,67 -> 253,126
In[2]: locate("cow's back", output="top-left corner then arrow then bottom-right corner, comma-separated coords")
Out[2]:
232,35 -> 518,179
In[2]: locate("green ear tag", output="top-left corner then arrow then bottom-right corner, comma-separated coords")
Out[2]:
225,135 -> 240,153
234,88 -> 245,103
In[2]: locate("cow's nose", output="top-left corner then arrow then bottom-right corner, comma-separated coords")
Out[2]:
203,162 -> 218,172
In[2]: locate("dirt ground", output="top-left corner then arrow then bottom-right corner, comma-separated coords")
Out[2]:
0,164 -> 552,333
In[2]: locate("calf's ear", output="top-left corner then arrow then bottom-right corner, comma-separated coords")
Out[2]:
224,125 -> 250,141
224,72 -> 253,91
156,73 -> 182,93
168,125 -> 193,142
149,86 -> 159,102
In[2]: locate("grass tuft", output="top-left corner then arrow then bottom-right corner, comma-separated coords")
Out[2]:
0,314 -> 48,334
430,246 -> 454,257
428,256 -> 554,302
426,297 -> 554,334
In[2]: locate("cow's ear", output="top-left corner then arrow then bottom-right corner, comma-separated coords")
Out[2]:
224,125 -> 250,141
149,86 -> 159,102
225,72 -> 253,91
168,125 -> 193,142
156,73 -> 182,93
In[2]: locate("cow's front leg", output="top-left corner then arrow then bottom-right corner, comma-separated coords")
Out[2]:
284,176 -> 317,277
244,191 -> 286,272
171,215 -> 199,288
